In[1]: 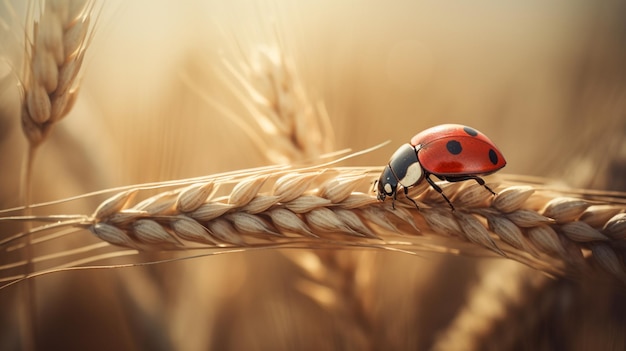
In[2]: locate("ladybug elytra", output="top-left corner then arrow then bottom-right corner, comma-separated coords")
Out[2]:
377,124 -> 506,209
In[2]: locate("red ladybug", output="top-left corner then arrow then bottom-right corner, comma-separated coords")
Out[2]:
377,124 -> 506,209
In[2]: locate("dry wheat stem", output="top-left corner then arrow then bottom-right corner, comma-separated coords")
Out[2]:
69,168 -> 626,284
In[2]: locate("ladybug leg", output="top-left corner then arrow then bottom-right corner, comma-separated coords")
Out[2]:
472,176 -> 496,195
402,186 -> 420,210
425,175 -> 454,210
444,175 -> 496,195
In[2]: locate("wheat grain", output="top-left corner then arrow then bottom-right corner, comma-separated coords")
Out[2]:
505,209 -> 554,227
90,222 -> 139,249
542,197 -> 590,223
603,213 -> 626,239
492,185 -> 535,213
560,221 -> 609,242
485,214 -> 535,254
176,182 -> 216,213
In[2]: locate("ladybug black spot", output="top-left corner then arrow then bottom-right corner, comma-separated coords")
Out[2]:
446,140 -> 462,155
463,126 -> 478,137
489,149 -> 498,165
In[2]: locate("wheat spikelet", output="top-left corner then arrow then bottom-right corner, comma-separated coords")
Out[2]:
20,0 -> 95,147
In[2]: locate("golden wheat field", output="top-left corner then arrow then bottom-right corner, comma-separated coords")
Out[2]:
1,1 -> 626,350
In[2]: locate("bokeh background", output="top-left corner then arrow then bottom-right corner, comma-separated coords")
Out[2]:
1,1 -> 625,350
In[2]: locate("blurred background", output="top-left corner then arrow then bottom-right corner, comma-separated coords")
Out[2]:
1,0 -> 625,349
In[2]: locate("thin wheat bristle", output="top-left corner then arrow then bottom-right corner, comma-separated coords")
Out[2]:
76,169 -> 626,283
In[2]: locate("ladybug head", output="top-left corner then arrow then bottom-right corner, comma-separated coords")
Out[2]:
376,166 -> 398,201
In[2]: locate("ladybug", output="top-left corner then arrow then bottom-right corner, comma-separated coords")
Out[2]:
377,124 -> 506,209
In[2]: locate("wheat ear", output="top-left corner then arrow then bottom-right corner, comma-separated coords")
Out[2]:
20,0 -> 94,147
222,45 -> 335,163
82,169 -> 626,284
